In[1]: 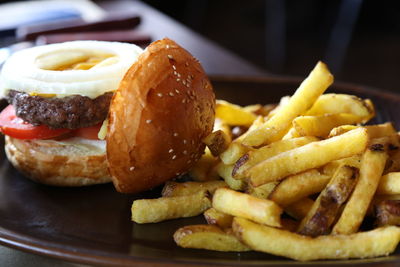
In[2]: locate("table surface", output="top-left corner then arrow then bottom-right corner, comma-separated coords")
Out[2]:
0,0 -> 266,266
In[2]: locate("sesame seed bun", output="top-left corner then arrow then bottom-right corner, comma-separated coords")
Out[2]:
106,38 -> 215,193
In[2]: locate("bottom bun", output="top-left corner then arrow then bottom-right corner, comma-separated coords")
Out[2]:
5,136 -> 111,186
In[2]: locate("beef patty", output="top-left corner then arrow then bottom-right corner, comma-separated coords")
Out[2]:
7,90 -> 113,129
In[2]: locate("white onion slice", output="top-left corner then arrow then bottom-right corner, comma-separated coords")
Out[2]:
0,41 -> 143,98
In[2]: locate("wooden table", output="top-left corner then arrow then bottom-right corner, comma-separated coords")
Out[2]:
0,1 -> 266,266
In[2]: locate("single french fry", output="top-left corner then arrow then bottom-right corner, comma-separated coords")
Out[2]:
232,136 -> 319,179
188,148 -> 220,182
162,180 -> 227,197
213,188 -> 282,227
268,169 -> 331,207
215,162 -> 246,191
306,93 -> 375,122
232,217 -> 400,261
332,140 -> 388,235
246,181 -> 279,199
248,128 -> 368,186
293,113 -> 363,138
203,130 -> 231,157
284,198 -> 314,220
216,99 -> 257,127
131,191 -> 211,223
377,172 -> 400,195
174,224 -> 250,252
242,62 -> 333,147
204,208 -> 233,229
297,165 -> 358,236
329,123 -> 397,139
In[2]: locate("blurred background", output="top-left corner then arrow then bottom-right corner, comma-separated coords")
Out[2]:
0,0 -> 400,92
144,0 -> 400,92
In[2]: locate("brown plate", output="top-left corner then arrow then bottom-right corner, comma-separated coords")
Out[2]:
1,76 -> 400,266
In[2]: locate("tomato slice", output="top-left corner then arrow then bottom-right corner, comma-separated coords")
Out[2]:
0,105 -> 71,140
72,123 -> 102,140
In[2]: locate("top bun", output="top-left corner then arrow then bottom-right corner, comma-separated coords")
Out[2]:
106,38 -> 215,193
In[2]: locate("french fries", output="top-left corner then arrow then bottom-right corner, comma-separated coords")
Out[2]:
242,61 -> 333,146
131,190 -> 211,223
377,172 -> 400,195
297,165 -> 358,236
174,224 -> 250,252
204,208 -> 233,229
305,93 -> 374,121
215,99 -> 257,127
293,113 -> 363,138
232,136 -> 319,179
162,180 -> 227,197
212,188 -> 282,227
332,140 -> 388,234
232,217 -> 400,261
130,61 -> 400,261
268,169 -> 331,207
203,130 -> 231,157
248,128 -> 368,186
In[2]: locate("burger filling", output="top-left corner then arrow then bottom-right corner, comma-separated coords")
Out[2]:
6,90 -> 112,129
0,41 -> 143,141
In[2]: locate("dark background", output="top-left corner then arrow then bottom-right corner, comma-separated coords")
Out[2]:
143,0 -> 400,93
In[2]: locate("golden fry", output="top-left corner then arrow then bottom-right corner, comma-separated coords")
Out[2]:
204,208 -> 233,229
233,136 -> 318,179
268,169 -> 331,207
174,224 -> 250,252
332,140 -> 388,234
131,191 -> 211,223
293,113 -> 363,138
216,99 -> 257,127
213,188 -> 282,227
306,93 -> 374,122
242,62 -> 333,147
215,162 -> 246,191
232,217 -> 400,261
162,180 -> 227,197
203,130 -> 231,157
297,165 -> 358,236
377,172 -> 400,195
248,128 -> 368,186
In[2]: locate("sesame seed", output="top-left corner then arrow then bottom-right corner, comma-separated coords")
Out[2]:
177,78 -> 180,82
167,55 -> 173,59
185,62 -> 189,66
192,140 -> 195,145
176,172 -> 180,176
177,73 -> 181,78
183,139 -> 187,144
183,150 -> 187,155
168,149 -> 174,153
186,83 -> 190,88
157,93 -> 163,97
146,119 -> 152,124
175,89 -> 180,94
182,80 -> 186,86
169,92 -> 174,96
129,166 -> 135,171
166,45 -> 170,49
173,132 -> 178,137
172,155 -> 177,160
187,160 -> 191,164
173,71 -> 177,75
172,65 -> 176,70
182,99 -> 186,104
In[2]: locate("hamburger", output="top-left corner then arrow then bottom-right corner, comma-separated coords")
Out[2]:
0,38 -> 215,193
